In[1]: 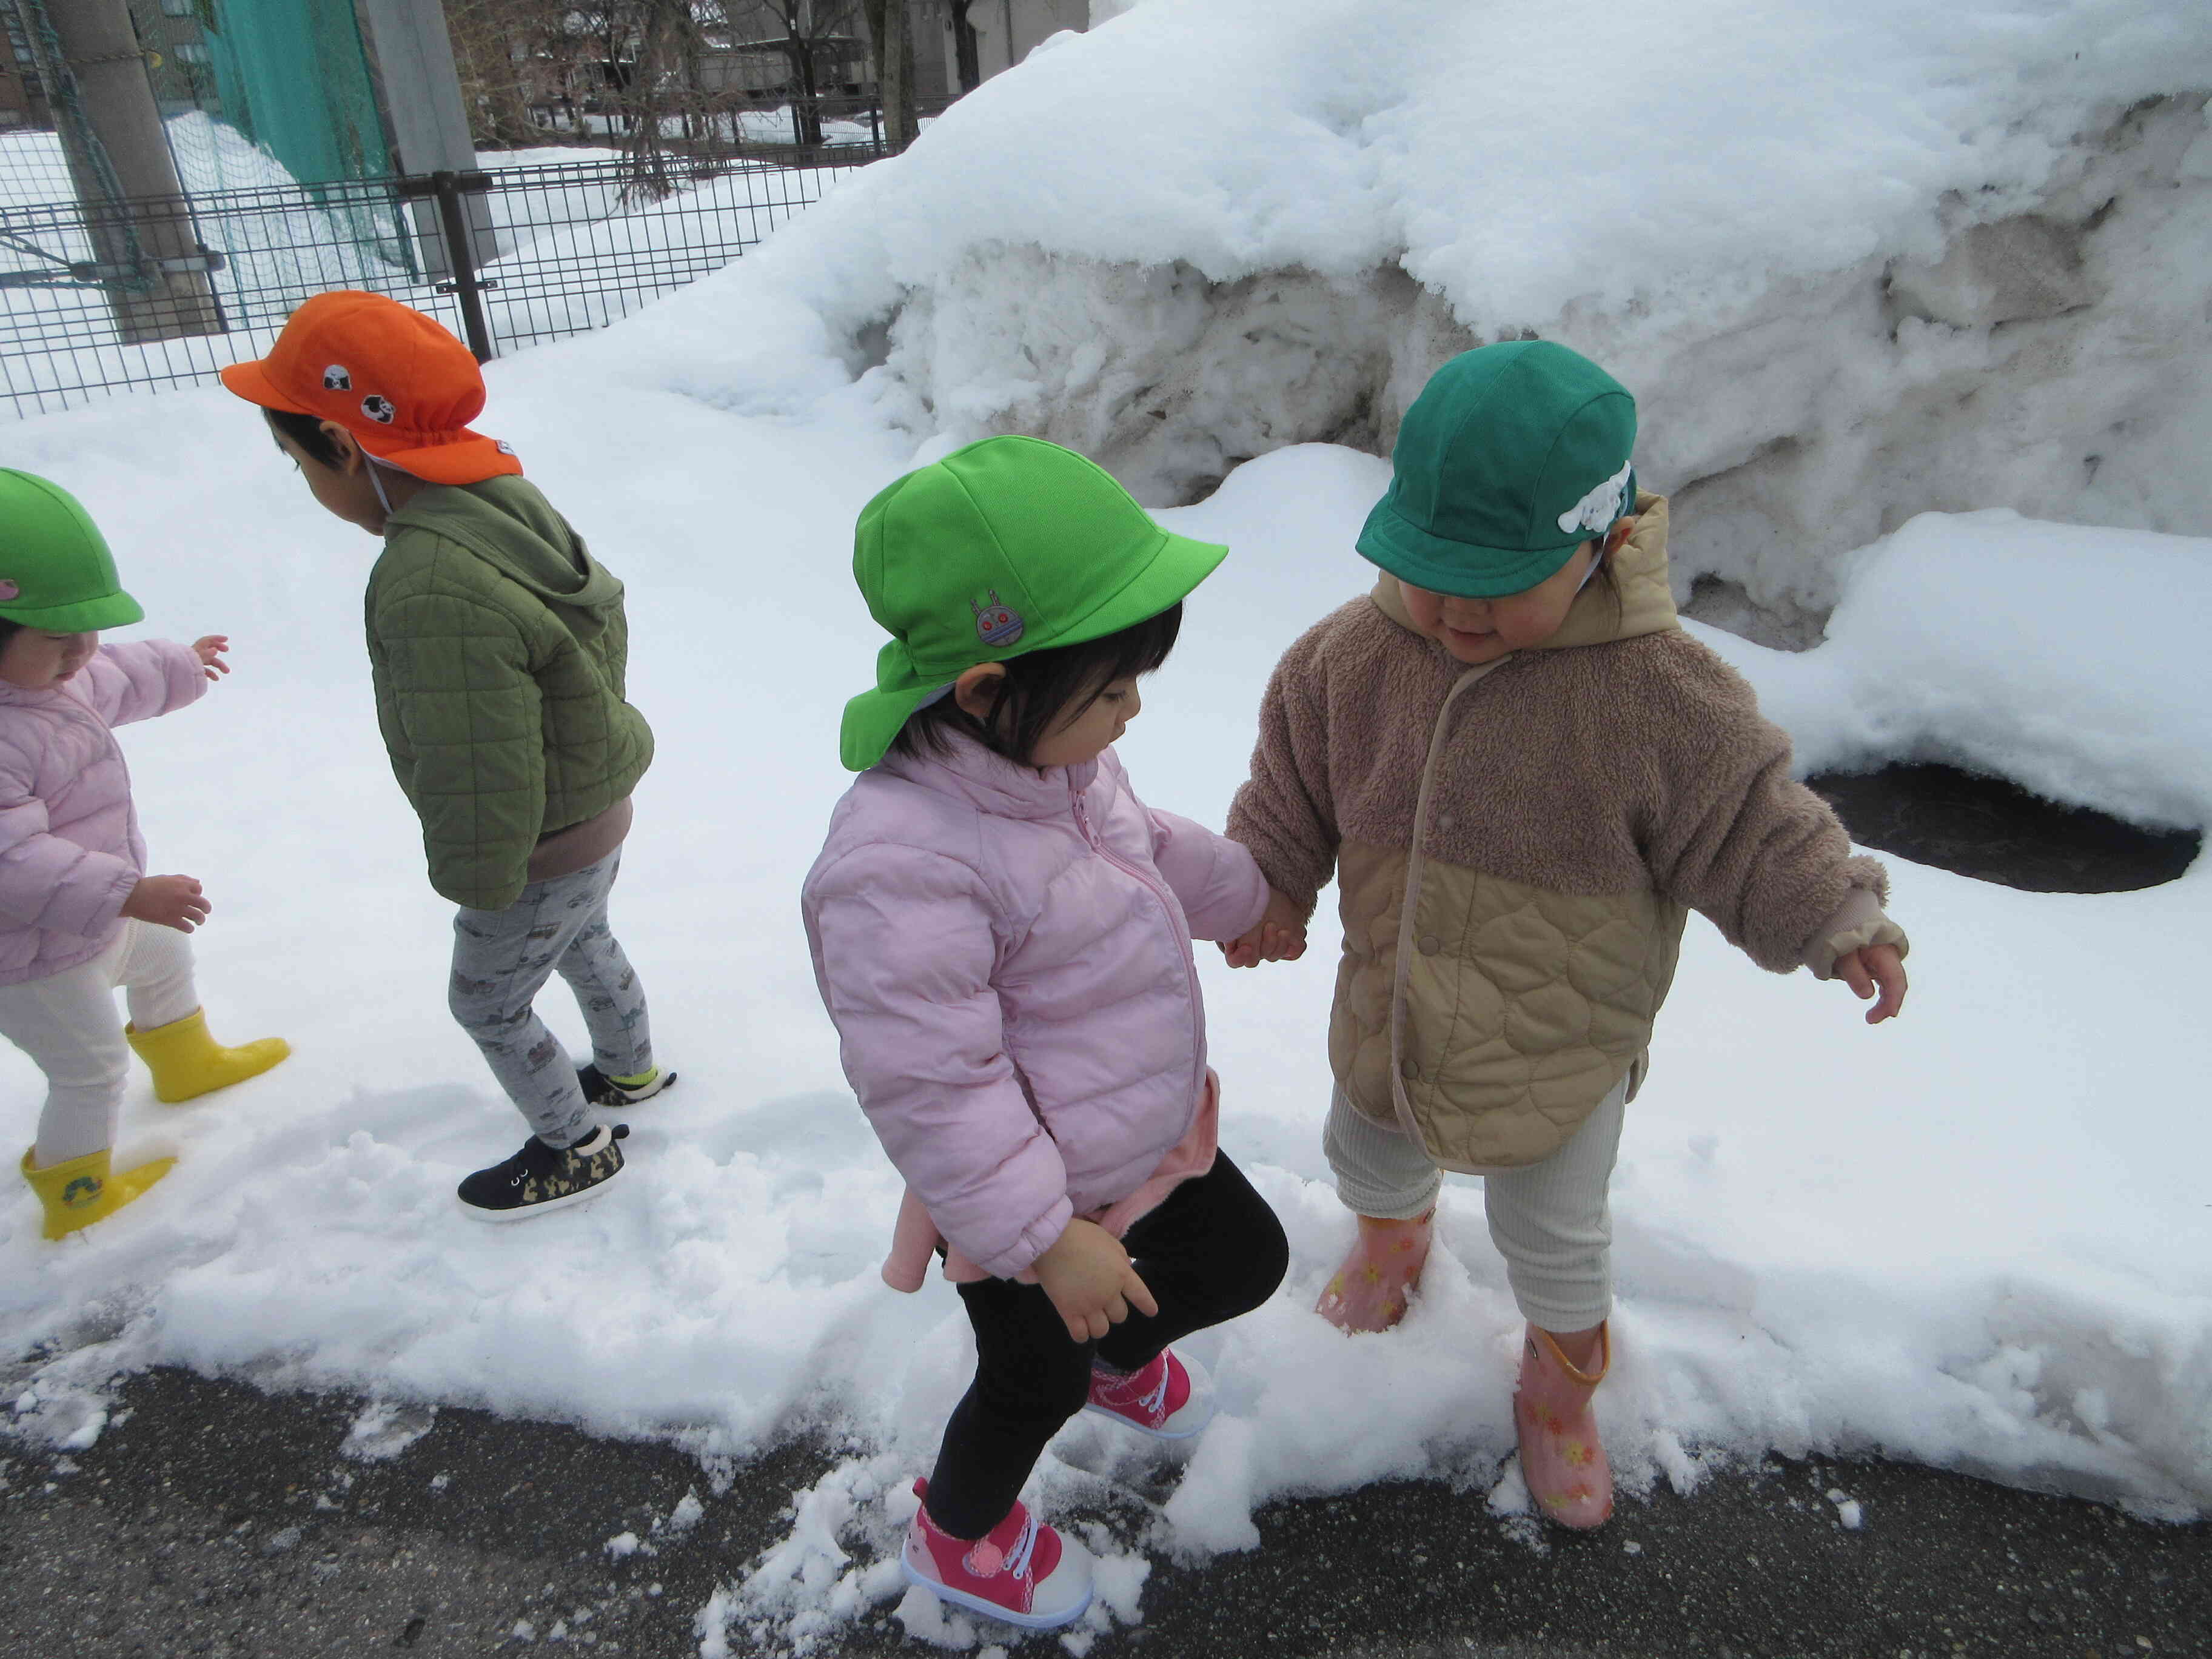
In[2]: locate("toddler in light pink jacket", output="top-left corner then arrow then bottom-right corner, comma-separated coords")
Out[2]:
1,469 -> 287,1241
802,437 -> 1299,1633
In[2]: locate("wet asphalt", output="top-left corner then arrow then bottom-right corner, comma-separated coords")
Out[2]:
1,1366 -> 2204,1658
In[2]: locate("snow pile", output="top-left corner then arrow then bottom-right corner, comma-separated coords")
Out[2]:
1697,511 -> 2212,831
614,0 -> 2212,637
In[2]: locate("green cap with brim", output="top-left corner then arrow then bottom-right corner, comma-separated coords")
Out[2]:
840,436 -> 1227,772
1358,340 -> 1637,599
0,469 -> 145,631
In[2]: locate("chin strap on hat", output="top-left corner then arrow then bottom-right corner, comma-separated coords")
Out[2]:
367,460 -> 409,519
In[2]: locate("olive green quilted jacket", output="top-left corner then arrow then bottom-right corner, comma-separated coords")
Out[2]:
366,476 -> 653,911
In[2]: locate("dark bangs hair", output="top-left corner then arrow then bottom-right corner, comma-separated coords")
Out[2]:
0,618 -> 20,652
891,600 -> 1184,768
263,405 -> 345,468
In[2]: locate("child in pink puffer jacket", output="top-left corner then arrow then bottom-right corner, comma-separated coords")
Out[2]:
802,437 -> 1299,1632
1,470 -> 289,1241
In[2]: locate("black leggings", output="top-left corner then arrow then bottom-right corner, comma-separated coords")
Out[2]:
924,1151 -> 1289,1540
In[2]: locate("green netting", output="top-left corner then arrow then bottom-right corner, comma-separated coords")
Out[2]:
130,0 -> 408,271
196,0 -> 386,190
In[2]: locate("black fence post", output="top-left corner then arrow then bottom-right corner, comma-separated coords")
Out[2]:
405,169 -> 497,363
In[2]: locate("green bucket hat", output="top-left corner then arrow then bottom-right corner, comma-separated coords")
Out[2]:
1358,340 -> 1637,598
0,469 -> 145,631
840,435 -> 1227,771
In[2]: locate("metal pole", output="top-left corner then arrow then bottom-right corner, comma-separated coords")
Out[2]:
406,168 -> 495,363
355,0 -> 498,279
24,0 -> 221,343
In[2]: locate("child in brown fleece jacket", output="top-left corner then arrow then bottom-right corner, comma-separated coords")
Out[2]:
1223,341 -> 1910,1530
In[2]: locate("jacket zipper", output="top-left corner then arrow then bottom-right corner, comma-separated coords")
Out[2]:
1068,774 -> 1208,1116
1387,657 -> 1509,1167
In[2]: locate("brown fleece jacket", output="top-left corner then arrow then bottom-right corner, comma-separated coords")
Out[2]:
1227,494 -> 1906,1170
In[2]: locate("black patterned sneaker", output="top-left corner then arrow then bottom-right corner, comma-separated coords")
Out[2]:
578,1064 -> 675,1107
457,1123 -> 631,1221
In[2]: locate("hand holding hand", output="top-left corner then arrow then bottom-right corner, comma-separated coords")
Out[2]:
193,635 -> 230,682
1221,886 -> 1309,969
1031,1218 -> 1159,1343
122,874 -> 210,933
1835,942 -> 1906,1024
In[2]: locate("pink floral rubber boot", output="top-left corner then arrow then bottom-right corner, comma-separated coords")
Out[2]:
1315,1210 -> 1433,1333
900,1478 -> 1093,1630
1513,1321 -> 1614,1529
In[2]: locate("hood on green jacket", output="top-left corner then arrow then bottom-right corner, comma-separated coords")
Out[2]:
383,475 -> 627,641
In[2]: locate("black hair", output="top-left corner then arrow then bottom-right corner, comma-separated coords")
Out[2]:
263,404 -> 346,469
890,601 -> 1184,768
0,618 -> 20,653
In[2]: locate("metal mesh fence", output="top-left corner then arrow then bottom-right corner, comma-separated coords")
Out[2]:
1,146 -> 872,420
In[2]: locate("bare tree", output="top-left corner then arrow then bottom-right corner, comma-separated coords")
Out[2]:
860,0 -> 917,147
728,0 -> 863,147
945,0 -> 980,93
441,0 -> 566,147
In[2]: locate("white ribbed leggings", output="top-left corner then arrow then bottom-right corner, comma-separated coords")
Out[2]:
1322,1072 -> 1630,1330
0,921 -> 199,1168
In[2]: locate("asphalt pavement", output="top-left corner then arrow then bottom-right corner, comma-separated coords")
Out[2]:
2,1365 -> 2204,1657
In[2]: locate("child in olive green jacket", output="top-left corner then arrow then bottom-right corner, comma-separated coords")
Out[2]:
224,291 -> 671,1221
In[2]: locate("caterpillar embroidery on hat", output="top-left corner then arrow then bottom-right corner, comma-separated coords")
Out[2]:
1557,461 -> 1633,537
971,591 -> 1024,646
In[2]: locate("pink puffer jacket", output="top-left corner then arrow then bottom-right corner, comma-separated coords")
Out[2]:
802,732 -> 1269,1280
0,640 -> 206,986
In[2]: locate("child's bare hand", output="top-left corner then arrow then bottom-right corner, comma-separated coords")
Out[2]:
1222,887 -> 1309,969
1835,942 -> 1906,1023
122,874 -> 210,933
1031,1218 -> 1159,1342
193,635 -> 230,680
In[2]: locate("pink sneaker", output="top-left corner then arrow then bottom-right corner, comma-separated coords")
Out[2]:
1513,1322 -> 1614,1529
1316,1210 -> 1433,1333
901,1478 -> 1093,1630
1084,1348 -> 1215,1439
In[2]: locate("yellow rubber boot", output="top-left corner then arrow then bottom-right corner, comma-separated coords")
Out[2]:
125,1008 -> 290,1104
21,1146 -> 175,1240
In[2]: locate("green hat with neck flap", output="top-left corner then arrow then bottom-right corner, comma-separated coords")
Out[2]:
839,436 -> 1227,771
0,469 -> 145,632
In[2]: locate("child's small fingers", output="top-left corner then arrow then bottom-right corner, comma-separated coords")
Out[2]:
1125,1269 -> 1158,1319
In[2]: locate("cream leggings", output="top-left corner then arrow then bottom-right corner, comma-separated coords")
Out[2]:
0,921 -> 199,1168
1322,1072 -> 1630,1331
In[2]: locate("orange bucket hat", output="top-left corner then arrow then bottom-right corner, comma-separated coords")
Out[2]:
220,291 -> 521,486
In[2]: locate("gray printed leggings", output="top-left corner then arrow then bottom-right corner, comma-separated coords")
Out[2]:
449,856 -> 652,1149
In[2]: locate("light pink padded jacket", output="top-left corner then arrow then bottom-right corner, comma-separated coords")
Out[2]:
802,732 -> 1269,1280
0,640 -> 206,987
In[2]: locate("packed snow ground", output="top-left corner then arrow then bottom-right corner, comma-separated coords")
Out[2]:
5,0 -> 2211,1650
3,372 -> 2207,1651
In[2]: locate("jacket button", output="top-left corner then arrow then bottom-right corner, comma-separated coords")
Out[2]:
1418,934 -> 1440,955
1400,1057 -> 1419,1080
